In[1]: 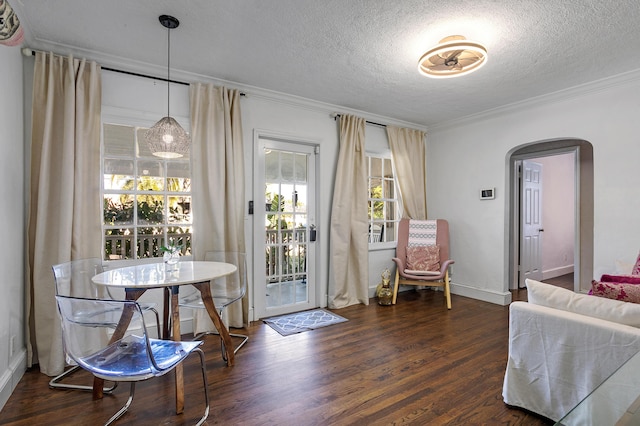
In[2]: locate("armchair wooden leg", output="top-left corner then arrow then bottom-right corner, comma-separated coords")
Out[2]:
392,268 -> 400,304
444,270 -> 452,309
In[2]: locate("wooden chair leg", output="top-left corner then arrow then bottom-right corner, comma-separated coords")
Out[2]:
444,270 -> 452,309
392,268 -> 401,304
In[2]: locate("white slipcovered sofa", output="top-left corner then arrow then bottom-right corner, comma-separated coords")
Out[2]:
502,279 -> 640,421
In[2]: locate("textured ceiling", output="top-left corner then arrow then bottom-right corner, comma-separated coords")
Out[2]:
11,0 -> 640,128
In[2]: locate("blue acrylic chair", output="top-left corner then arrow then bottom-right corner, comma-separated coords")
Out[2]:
50,258 -> 161,392
55,295 -> 210,425
178,251 -> 249,361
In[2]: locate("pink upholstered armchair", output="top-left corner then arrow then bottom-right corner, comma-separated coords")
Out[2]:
391,218 -> 454,308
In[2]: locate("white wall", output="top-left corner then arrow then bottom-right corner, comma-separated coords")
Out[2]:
427,74 -> 640,303
535,153 -> 575,278
0,46 -> 26,411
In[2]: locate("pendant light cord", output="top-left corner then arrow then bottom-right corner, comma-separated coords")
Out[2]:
166,23 -> 171,117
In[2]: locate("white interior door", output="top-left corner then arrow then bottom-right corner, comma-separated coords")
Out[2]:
520,160 -> 543,287
254,136 -> 317,319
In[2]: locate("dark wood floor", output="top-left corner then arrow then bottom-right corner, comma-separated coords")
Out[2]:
0,283 -> 562,426
542,273 -> 574,291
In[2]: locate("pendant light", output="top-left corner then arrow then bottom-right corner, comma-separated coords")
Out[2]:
145,14 -> 190,159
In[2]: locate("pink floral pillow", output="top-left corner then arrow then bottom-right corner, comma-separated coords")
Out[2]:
406,245 -> 440,272
633,251 -> 640,275
592,280 -> 640,304
600,274 -> 640,284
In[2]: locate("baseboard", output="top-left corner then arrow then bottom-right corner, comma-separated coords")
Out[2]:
145,317 -> 195,338
179,316 -> 194,336
368,285 -> 378,299
0,348 -> 27,412
542,265 -> 574,280
370,282 -> 512,306
450,282 -> 512,306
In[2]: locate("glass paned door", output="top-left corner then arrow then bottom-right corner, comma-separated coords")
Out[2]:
255,137 -> 317,319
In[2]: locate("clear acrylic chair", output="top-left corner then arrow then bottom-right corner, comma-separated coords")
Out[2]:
55,295 -> 210,425
50,258 -> 161,392
178,251 -> 249,360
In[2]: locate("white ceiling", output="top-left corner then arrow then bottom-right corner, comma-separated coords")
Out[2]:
11,0 -> 640,128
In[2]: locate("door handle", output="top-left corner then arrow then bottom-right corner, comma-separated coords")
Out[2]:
538,228 -> 544,232
310,225 -> 317,242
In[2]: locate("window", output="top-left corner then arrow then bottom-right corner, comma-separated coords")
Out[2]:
367,154 -> 398,245
102,122 -> 192,260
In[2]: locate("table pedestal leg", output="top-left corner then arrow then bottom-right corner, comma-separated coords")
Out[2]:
93,288 -> 146,400
192,282 -> 235,366
170,285 -> 185,414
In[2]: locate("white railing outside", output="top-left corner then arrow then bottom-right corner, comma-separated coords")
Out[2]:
265,228 -> 307,283
105,232 -> 191,260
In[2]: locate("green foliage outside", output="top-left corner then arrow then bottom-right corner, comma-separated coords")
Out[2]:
103,176 -> 191,259
369,184 -> 384,219
266,193 -> 288,229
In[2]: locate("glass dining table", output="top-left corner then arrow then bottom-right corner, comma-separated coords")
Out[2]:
91,260 -> 237,414
555,350 -> 640,425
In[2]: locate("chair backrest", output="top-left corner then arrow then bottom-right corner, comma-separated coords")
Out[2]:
52,258 -> 106,299
179,251 -> 247,312
204,251 -> 247,309
396,218 -> 450,264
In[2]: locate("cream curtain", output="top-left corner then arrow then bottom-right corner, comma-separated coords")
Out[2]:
387,126 -> 428,220
190,83 -> 245,331
27,52 -> 102,375
328,115 -> 369,308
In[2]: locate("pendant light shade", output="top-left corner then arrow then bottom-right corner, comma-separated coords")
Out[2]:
145,116 -> 190,158
145,14 -> 190,159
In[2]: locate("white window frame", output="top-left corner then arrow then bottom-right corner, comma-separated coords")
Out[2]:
101,108 -> 193,263
366,151 -> 399,250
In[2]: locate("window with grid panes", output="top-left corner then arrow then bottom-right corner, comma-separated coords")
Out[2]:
102,122 -> 192,260
367,154 -> 398,245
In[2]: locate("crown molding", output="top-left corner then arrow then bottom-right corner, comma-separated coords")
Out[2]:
428,67 -> 640,132
23,39 -> 427,132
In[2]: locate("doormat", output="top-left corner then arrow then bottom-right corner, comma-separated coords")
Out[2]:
263,309 -> 348,336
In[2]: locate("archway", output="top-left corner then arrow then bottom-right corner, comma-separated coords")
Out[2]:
506,139 -> 593,293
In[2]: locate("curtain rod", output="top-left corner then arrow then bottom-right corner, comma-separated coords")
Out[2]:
23,47 -> 245,95
107,66 -> 190,86
331,113 -> 387,128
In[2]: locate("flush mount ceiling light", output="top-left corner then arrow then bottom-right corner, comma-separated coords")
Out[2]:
145,14 -> 190,159
418,35 -> 487,79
